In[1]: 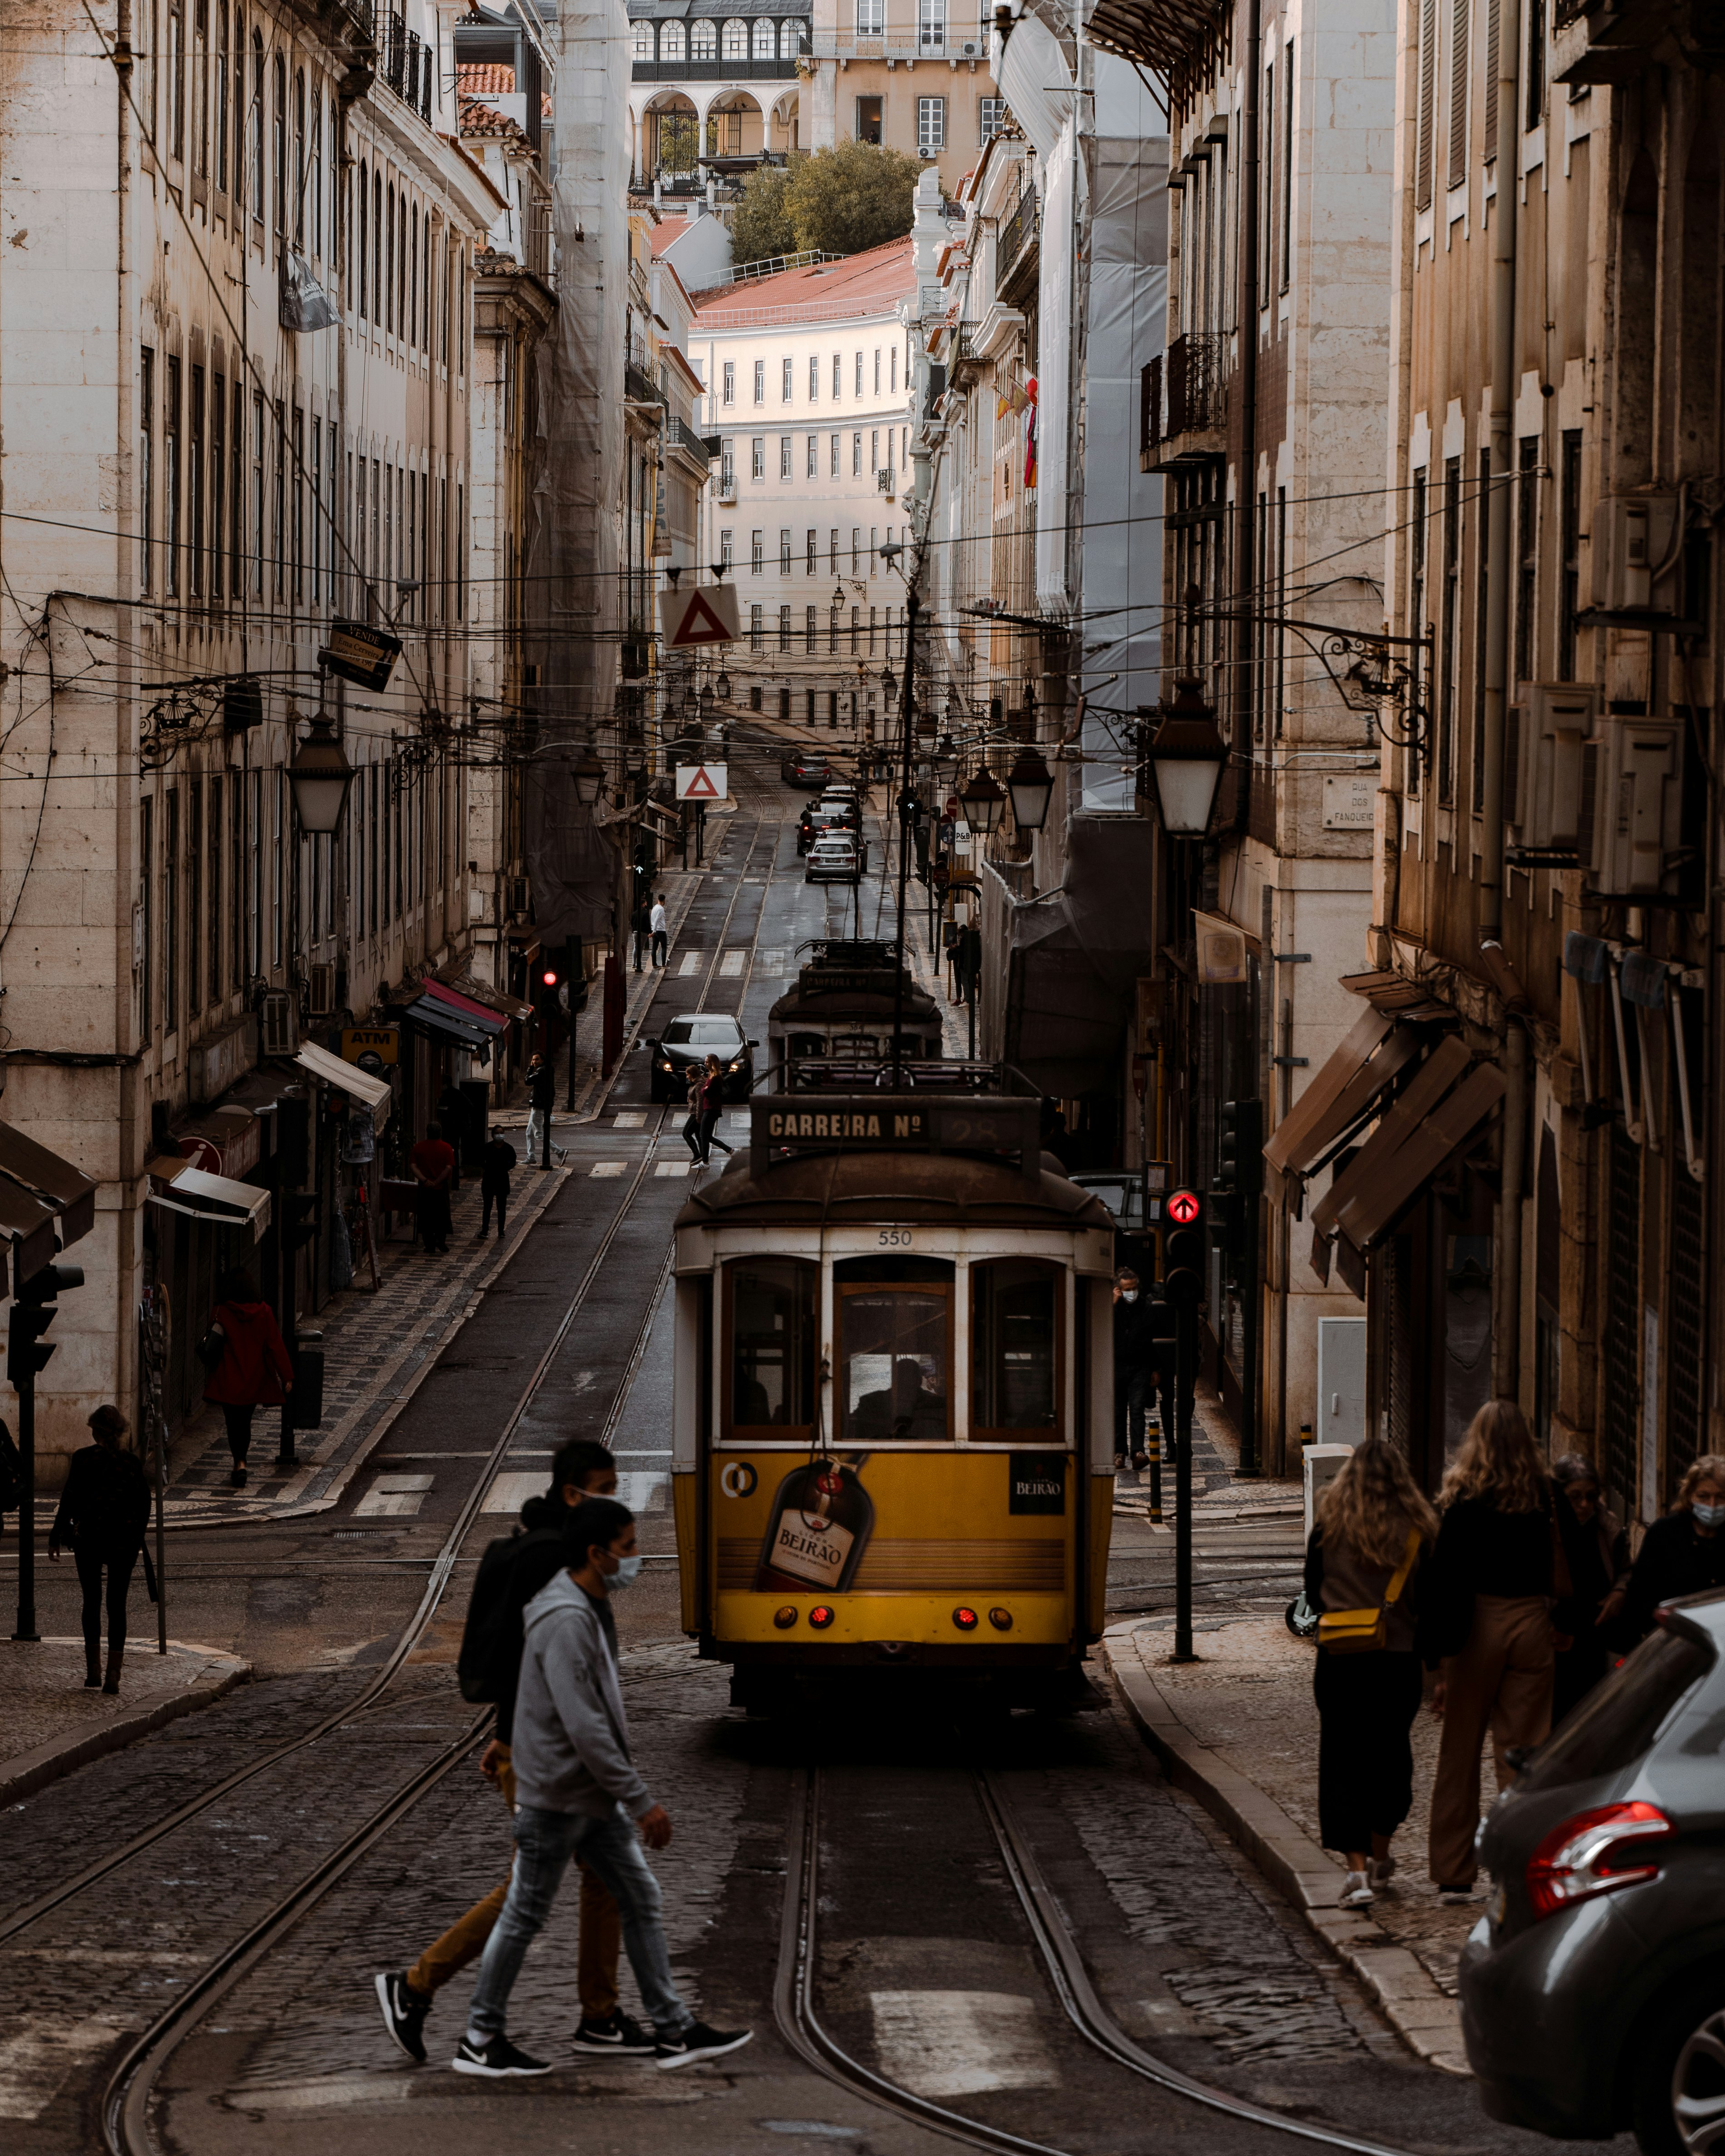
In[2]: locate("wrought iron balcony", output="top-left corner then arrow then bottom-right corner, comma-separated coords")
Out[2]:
630,55 -> 799,82
994,186 -> 1039,301
1142,331 -> 1228,458
666,416 -> 712,471
381,16 -> 432,120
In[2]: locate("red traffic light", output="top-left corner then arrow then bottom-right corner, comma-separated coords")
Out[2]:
1166,1188 -> 1202,1225
540,968 -> 559,987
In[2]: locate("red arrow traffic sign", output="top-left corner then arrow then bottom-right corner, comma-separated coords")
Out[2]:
1166,1188 -> 1202,1225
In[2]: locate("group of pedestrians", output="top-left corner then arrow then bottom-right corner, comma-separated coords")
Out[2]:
1305,1398 -> 1725,1907
374,1438 -> 750,2077
680,1057 -> 734,1168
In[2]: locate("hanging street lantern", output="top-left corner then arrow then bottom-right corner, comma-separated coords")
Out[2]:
1146,677 -> 1228,837
880,666 -> 898,706
715,668 -> 733,703
1006,746 -> 1055,832
960,764 -> 1007,836
286,709 -> 356,834
572,748 -> 607,806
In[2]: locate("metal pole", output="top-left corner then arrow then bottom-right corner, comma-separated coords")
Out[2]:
1171,1302 -> 1195,1662
154,1391 -> 169,1654
12,1372 -> 38,1641
1238,1182 -> 1261,1476
890,584 -> 918,1090
564,932 -> 580,1113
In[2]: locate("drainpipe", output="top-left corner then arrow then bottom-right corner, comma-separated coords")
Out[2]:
1481,11 -> 1522,1396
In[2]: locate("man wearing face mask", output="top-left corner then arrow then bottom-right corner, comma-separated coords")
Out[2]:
1614,1452 -> 1725,1647
1113,1267 -> 1158,1474
454,1499 -> 753,2078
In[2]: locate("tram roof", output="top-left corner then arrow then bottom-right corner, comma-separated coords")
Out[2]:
768,984 -> 938,1021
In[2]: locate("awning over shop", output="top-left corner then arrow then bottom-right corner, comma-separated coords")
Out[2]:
1262,1007 -> 1396,1184
294,1042 -> 394,1132
436,969 -> 534,1024
419,980 -> 508,1035
0,1121 -> 97,1248
1337,969 -> 1457,1021
147,1162 -> 272,1240
403,997 -> 494,1058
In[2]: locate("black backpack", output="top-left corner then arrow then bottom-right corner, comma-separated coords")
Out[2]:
457,1525 -> 565,1704
0,1420 -> 19,1515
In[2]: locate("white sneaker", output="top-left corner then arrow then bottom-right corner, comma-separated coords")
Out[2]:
1339,1870 -> 1375,1907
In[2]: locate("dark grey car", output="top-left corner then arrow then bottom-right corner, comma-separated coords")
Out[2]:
1458,1593 -> 1725,2154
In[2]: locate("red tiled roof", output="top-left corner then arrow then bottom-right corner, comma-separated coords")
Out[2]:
458,94 -> 530,145
457,60 -> 515,93
694,237 -> 914,321
649,216 -> 687,254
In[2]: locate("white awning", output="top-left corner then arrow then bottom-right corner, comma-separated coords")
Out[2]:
295,1042 -> 394,1131
147,1165 -> 271,1240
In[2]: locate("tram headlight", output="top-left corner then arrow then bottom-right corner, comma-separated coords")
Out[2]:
773,1606 -> 799,1629
952,1606 -> 979,1631
988,1607 -> 1014,1632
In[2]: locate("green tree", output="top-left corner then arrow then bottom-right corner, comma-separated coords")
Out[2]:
729,162 -> 797,269
784,140 -> 922,256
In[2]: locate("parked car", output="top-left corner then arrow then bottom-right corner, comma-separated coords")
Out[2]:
641,1012 -> 757,1102
1458,1592 -> 1725,2155
806,834 -> 864,884
797,803 -> 855,855
781,750 -> 831,789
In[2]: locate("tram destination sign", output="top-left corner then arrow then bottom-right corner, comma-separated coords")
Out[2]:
751,1095 -> 1042,1185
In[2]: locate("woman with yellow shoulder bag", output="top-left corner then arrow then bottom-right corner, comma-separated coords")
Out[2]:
1305,1437 -> 1438,1908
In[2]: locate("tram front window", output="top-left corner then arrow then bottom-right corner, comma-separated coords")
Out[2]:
728,1258 -> 817,1434
972,1260 -> 1060,1441
840,1287 -> 950,1443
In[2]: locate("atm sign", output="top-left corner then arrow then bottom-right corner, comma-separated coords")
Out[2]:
1166,1188 -> 1202,1225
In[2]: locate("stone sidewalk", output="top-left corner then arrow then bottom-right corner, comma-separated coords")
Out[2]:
0,1635 -> 249,1806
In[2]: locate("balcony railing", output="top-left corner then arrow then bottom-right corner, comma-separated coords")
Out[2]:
631,56 -> 799,82
381,16 -> 432,120
625,359 -> 666,408
1142,331 -> 1228,451
994,186 -> 1039,300
666,416 -> 712,471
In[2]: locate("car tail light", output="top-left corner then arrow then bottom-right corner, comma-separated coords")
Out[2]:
1525,1801 -> 1673,1921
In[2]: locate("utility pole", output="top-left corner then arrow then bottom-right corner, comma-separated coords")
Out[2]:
889,579 -> 918,1090
9,1256 -> 85,1643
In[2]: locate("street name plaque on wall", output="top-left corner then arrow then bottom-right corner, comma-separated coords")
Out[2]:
1322,773 -> 1377,830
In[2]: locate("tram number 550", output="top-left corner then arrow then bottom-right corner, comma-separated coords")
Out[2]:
877,1228 -> 914,1248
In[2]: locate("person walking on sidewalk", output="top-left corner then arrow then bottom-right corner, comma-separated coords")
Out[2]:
478,1126 -> 517,1243
376,1444 -> 653,2064
649,894 -> 668,969
49,1405 -> 153,1694
201,1268 -> 293,1489
452,1497 -> 752,2077
1305,1437 -> 1438,1908
1612,1452 -> 1725,1648
1549,1452 -> 1631,1719
411,1121 -> 457,1254
525,1055 -> 557,1168
696,1055 -> 734,1167
1423,1399 -> 1562,1901
1112,1267 -> 1157,1474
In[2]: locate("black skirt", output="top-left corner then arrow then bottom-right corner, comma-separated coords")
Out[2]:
1312,1649 -> 1424,1855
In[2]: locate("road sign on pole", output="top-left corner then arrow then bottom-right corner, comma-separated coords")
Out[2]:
674,762 -> 729,801
660,583 -> 741,647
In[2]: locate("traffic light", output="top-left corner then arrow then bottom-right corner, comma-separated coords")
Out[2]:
1161,1188 -> 1206,1306
8,1262 -> 84,1384
1217,1098 -> 1264,1195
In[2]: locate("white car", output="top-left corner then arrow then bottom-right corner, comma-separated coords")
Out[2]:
805,834 -> 864,884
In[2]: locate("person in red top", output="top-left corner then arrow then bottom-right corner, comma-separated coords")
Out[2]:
202,1268 -> 294,1488
412,1119 -> 457,1255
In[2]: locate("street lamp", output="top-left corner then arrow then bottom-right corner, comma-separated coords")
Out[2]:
1006,746 -> 1055,833
715,668 -> 732,703
880,665 -> 898,706
960,763 -> 1006,836
572,748 -> 607,806
286,709 -> 355,833
1145,677 -> 1229,837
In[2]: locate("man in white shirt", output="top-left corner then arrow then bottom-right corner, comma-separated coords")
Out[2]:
649,896 -> 668,969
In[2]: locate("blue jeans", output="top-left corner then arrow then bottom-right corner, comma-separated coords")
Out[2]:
465,1803 -> 693,2042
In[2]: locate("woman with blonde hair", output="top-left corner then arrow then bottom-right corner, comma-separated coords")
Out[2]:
1614,1452 -> 1725,1644
1305,1437 -> 1440,1907
1424,1398 -> 1561,1900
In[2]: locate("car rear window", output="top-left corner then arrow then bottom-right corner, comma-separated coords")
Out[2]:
1521,1624 -> 1715,1789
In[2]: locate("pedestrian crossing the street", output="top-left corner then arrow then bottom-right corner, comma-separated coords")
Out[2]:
353,1473 -> 433,1519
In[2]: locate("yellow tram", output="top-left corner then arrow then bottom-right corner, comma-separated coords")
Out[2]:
670,1093 -> 1117,1708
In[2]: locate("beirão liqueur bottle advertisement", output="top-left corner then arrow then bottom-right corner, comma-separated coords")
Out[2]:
755,1455 -> 875,1593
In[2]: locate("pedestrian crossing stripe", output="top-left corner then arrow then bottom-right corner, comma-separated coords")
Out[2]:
719,951 -> 745,976
591,1162 -> 627,1177
677,952 -> 704,976
654,1161 -> 691,1176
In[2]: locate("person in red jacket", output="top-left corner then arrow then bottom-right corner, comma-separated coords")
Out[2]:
203,1267 -> 293,1488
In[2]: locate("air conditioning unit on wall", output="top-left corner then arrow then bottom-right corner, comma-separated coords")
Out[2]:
1579,713 -> 1685,895
1506,682 -> 1597,860
1591,494 -> 1682,615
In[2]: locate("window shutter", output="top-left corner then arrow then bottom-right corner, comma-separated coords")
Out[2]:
1483,0 -> 1500,162
1415,0 -> 1437,209
1448,0 -> 1469,192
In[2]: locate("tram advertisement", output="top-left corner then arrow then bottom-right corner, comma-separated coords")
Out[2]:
755,1455 -> 876,1593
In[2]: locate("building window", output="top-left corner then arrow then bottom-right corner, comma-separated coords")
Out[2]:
691,19 -> 716,57
272,398 -> 286,599
780,18 -> 801,55
829,606 -> 840,653
850,605 -> 859,653
780,435 -> 792,479
807,434 -> 818,478
917,95 -> 946,153
869,526 -> 877,571
753,17 -> 774,57
754,357 -> 765,402
272,53 -> 286,237
723,359 -> 735,405
721,438 -> 735,489
918,0 -> 946,51
873,349 -> 881,393
751,602 -> 763,650
250,29 -> 264,215
291,404 -> 304,599
808,354 -> 819,400
806,527 -> 817,571
661,18 -> 685,60
1558,429 -> 1582,680
139,347 -> 155,596
1408,468 -> 1426,796
852,431 -> 862,475
722,18 -> 748,59
632,19 -> 652,59
751,528 -> 764,571
829,527 -> 838,570
309,413 -> 321,603
869,604 -> 878,652
209,373 -> 225,603
1514,433 -> 1540,689
779,605 -> 792,651
854,351 -> 863,395
870,428 -> 879,471
857,0 -> 884,29
720,527 -> 734,568
980,96 -> 1006,141
164,787 -> 180,1031
189,364 -> 205,597
851,526 -> 860,572
1280,39 -> 1294,291
752,436 -> 765,478
830,432 -> 840,476
806,604 -> 816,648
832,352 -> 842,398
1437,456 -> 1461,803
890,346 -> 898,393
782,355 -> 793,401
780,527 -> 792,571
215,0 -> 229,188
164,355 -> 181,597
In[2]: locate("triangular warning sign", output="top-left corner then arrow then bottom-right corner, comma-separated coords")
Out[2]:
670,592 -> 734,646
683,765 -> 720,798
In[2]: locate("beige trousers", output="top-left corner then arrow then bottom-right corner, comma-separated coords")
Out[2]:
1428,1593 -> 1555,1888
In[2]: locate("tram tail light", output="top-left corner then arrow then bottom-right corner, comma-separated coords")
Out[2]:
952,1607 -> 979,1631
773,1606 -> 799,1629
988,1607 -> 1013,1631
809,1605 -> 836,1629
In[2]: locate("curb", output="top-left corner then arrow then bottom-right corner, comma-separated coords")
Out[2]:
1100,1633 -> 1472,2078
0,1642 -> 249,1808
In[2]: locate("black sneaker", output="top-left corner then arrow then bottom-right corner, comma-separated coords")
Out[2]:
571,2010 -> 655,2056
451,2033 -> 554,2078
654,2022 -> 753,2072
375,1971 -> 430,2064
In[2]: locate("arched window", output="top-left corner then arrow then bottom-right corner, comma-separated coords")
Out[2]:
194,0 -> 209,177
168,0 -> 185,160
660,19 -> 686,62
385,181 -> 396,333
272,53 -> 285,236
311,88 -> 322,255
779,17 -> 801,54
357,159 -> 369,316
214,1 -> 228,189
690,18 -> 716,56
722,18 -> 748,58
409,206 -> 419,349
372,168 -> 384,323
753,17 -> 775,57
293,69 -> 305,243
632,19 -> 652,58
249,31 -> 264,213
397,191 -> 408,335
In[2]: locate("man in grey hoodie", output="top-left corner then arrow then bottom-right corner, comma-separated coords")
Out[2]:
452,1497 -> 753,2077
